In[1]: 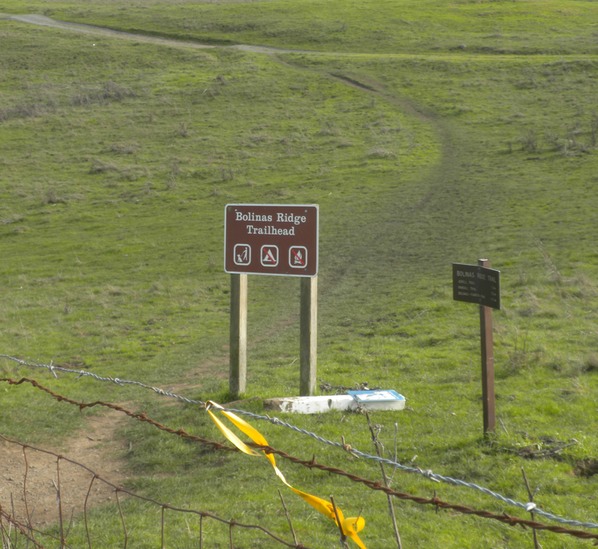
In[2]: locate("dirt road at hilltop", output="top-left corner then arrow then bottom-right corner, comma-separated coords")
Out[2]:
1,13 -> 312,54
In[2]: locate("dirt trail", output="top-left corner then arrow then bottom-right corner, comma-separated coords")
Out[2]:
1,409 -> 128,527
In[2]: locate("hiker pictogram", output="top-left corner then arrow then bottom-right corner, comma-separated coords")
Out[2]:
233,244 -> 251,266
261,245 -> 279,267
289,246 -> 308,269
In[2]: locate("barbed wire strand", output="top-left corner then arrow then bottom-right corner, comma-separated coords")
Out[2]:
0,355 -> 201,405
2,354 -> 597,531
2,377 -> 598,545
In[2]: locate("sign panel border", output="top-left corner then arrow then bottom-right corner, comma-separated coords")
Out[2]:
452,262 -> 501,310
224,203 -> 319,278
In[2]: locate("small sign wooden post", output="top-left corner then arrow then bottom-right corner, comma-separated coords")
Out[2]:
225,204 -> 319,397
453,259 -> 501,435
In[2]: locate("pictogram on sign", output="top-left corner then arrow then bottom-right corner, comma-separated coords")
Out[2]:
233,244 -> 251,266
261,245 -> 279,267
289,246 -> 308,269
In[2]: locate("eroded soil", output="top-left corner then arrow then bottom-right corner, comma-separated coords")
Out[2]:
0,409 -> 128,528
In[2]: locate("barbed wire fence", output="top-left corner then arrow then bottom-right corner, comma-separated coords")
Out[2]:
1,355 -> 597,547
2,355 -> 597,530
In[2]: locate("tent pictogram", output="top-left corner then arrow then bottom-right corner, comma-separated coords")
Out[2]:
260,245 -> 279,267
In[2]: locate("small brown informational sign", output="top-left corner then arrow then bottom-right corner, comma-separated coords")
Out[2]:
225,204 -> 318,277
452,263 -> 501,310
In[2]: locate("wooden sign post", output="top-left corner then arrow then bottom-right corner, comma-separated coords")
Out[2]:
225,204 -> 319,397
229,273 -> 248,396
478,259 -> 496,435
453,259 -> 501,435
300,276 -> 318,396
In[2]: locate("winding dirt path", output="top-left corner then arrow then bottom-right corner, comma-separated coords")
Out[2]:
0,12 -> 457,537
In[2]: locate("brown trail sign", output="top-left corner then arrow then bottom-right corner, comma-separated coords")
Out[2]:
224,204 -> 319,397
225,204 -> 318,277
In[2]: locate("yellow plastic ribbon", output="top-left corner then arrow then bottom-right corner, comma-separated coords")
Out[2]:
206,401 -> 367,548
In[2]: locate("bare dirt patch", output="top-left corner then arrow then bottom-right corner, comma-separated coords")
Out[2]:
575,458 -> 598,478
0,409 -> 128,528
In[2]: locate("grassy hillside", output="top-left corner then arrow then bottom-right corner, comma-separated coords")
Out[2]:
4,0 -> 598,55
1,1 -> 597,547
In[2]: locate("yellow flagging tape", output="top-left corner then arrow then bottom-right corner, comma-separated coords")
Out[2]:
206,401 -> 367,548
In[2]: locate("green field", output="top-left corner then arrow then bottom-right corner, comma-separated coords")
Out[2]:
1,1 -> 597,547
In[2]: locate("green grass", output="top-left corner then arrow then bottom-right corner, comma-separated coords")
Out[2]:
1,1 -> 597,547
4,0 -> 598,55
